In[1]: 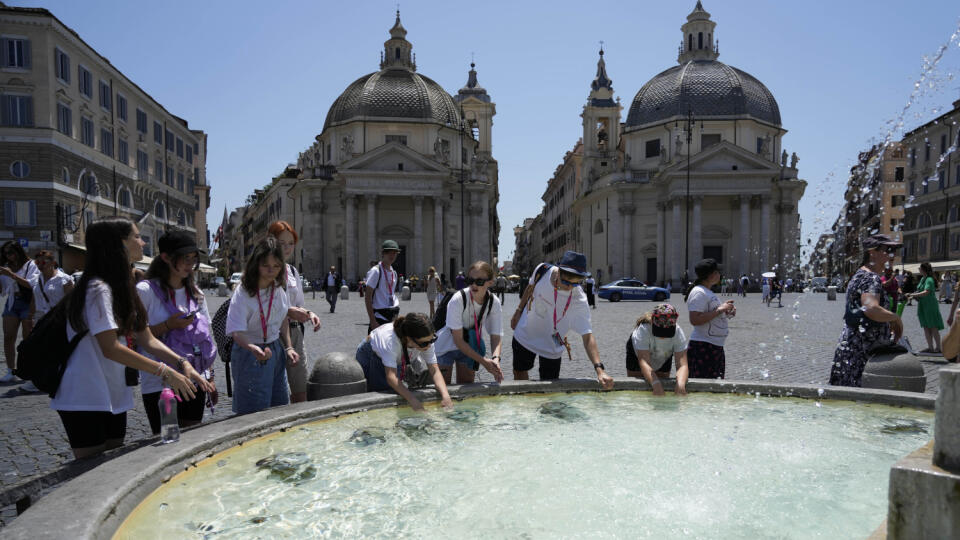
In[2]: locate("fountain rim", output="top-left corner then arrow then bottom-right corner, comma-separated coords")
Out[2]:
4,378 -> 934,539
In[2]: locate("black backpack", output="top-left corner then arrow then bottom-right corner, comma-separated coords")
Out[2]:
432,289 -> 492,334
14,299 -> 87,397
210,300 -> 234,396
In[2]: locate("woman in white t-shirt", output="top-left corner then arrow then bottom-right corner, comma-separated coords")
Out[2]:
426,266 -> 442,319
52,217 -> 211,459
684,258 -> 736,379
434,261 -> 504,385
355,312 -> 453,411
30,250 -> 74,320
225,237 -> 299,415
269,220 -> 321,404
510,251 -> 614,389
626,304 -> 688,396
0,241 -> 40,383
137,230 -> 217,434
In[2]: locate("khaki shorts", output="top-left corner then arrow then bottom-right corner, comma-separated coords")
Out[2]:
286,324 -> 308,394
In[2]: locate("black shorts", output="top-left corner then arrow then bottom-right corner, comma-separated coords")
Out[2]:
625,337 -> 672,374
57,410 -> 127,449
142,390 -> 207,435
511,337 -> 562,379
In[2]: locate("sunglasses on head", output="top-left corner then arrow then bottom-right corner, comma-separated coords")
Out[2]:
414,336 -> 437,348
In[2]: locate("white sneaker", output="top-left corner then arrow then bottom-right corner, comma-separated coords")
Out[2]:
0,369 -> 19,383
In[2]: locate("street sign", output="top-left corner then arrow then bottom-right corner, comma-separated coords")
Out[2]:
39,230 -> 51,241
17,238 -> 28,248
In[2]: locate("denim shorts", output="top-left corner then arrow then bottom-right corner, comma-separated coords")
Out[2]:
230,340 -> 289,415
3,295 -> 30,319
356,339 -> 390,392
436,348 -> 479,370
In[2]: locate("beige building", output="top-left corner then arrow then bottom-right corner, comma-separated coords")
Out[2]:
231,13 -> 499,283
538,140 -> 582,266
0,3 -> 209,270
901,96 -> 960,266
564,2 -> 806,286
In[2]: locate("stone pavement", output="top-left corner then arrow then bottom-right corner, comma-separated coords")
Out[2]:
0,288 -> 953,523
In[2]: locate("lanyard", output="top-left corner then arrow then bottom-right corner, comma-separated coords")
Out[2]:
256,286 -> 275,343
553,287 -> 573,333
469,290 -> 483,338
380,263 -> 394,299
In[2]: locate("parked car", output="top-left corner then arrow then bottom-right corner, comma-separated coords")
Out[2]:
229,272 -> 242,287
597,279 -> 670,302
811,276 -> 828,292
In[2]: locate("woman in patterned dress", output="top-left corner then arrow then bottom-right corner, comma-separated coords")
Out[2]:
829,235 -> 904,387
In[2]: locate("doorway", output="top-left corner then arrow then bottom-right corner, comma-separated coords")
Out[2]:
646,257 -> 657,285
395,245 -> 407,277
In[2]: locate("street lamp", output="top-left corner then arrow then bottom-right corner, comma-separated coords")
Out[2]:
676,106 -> 700,286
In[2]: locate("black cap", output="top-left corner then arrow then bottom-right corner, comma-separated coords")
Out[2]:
157,230 -> 205,257
694,258 -> 720,280
862,234 -> 902,250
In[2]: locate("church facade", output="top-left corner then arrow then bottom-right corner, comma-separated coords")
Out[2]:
271,13 -> 499,283
535,3 -> 806,286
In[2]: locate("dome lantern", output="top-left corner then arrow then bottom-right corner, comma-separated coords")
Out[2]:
380,10 -> 416,71
678,1 -> 718,63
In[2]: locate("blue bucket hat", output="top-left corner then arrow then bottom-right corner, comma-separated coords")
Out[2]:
556,251 -> 590,277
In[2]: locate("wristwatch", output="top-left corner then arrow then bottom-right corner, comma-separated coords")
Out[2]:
593,362 -> 605,371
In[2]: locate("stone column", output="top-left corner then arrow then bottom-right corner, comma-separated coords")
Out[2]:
760,195 -> 771,274
365,194 -> 377,264
672,198 -> 682,286
479,190 -> 490,263
344,195 -> 357,282
656,202 -> 666,285
740,195 -> 750,277
433,196 -> 444,273
413,195 -> 423,275
619,199 -> 635,277
691,195 -> 703,273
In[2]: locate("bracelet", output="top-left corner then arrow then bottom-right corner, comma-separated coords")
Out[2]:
157,363 -> 168,379
650,379 -> 662,386
285,347 -> 295,352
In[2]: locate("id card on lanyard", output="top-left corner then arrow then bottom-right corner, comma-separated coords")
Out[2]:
256,286 -> 275,354
552,288 -> 573,347
380,263 -> 394,303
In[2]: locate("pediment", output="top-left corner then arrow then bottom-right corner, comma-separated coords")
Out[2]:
339,142 -> 446,173
663,141 -> 778,174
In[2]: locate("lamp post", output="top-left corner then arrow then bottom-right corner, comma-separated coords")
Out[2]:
458,107 -> 466,276
677,106 -> 698,285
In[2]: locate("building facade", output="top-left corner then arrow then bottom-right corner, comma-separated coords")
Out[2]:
901,97 -> 960,265
0,3 -> 209,270
228,13 -> 499,284
518,3 -> 806,287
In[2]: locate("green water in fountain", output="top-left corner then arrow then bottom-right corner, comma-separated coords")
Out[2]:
116,392 -> 932,539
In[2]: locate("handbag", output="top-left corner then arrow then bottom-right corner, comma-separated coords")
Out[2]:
400,347 -> 431,389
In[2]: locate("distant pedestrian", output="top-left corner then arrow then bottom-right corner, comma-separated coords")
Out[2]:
19,251 -> 73,393
455,271 -> 466,290
902,271 -> 916,305
739,274 -> 749,297
584,276 -> 596,308
425,266 -> 442,319
626,303 -> 688,396
905,262 -> 943,354
494,273 -> 508,303
762,278 -> 771,305
365,241 -> 401,333
830,235 -> 903,386
720,278 -> 729,296
324,266 -> 342,313
882,266 -> 899,311
685,259 -> 735,379
0,241 -> 39,383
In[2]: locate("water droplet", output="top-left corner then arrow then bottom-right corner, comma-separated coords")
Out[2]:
775,355 -> 783,362
817,388 -> 825,397
758,342 -> 767,349
816,401 -> 823,408
792,313 -> 801,321
761,369 -> 770,379
783,335 -> 790,342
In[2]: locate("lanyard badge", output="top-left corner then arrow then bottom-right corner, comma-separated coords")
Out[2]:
552,287 -> 573,348
256,286 -> 275,363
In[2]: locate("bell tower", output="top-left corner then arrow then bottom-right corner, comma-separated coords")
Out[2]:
678,1 -> 719,63
456,62 -> 496,157
581,47 -> 621,158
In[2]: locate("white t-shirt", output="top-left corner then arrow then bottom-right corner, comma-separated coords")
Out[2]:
1,259 -> 40,309
513,264 -> 592,358
367,322 -> 437,369
225,284 -> 290,344
435,288 -> 503,355
50,279 -> 133,413
364,264 -> 400,311
33,269 -> 73,316
285,264 -> 305,308
687,284 -> 728,347
136,280 -> 212,394
631,324 -> 687,371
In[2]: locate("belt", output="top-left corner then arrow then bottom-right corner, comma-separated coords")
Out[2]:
290,321 -> 305,330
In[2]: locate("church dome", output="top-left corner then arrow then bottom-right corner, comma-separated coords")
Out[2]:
624,60 -> 781,129
323,69 -> 461,130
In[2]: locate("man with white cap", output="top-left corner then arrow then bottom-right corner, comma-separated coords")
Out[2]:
510,251 -> 613,389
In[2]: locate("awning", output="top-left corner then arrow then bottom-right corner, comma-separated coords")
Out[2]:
134,255 -> 153,271
198,263 -> 216,274
901,260 -> 960,274
65,243 -> 86,251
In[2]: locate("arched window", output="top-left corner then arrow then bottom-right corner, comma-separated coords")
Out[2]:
698,32 -> 703,49
594,219 -> 604,234
10,161 -> 30,178
920,213 -> 932,228
155,201 -> 165,219
80,174 -> 98,196
118,188 -> 131,208
951,205 -> 958,223
688,34 -> 693,52
62,167 -> 70,185
177,210 -> 186,226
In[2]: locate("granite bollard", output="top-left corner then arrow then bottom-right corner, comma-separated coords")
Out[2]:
339,285 -> 349,300
861,351 -> 926,393
306,352 -> 367,401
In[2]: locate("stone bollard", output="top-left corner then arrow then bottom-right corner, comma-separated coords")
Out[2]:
401,285 -> 411,301
306,352 -> 367,401
217,283 -> 229,297
861,350 -> 926,393
826,286 -> 837,301
887,364 -> 960,539
340,285 -> 349,300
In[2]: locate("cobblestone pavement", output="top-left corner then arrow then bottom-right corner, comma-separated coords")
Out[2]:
0,289 -> 953,521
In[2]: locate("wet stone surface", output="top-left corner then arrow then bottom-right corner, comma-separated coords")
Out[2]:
0,290 -> 951,524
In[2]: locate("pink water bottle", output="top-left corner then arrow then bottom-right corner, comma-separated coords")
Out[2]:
158,388 -> 181,444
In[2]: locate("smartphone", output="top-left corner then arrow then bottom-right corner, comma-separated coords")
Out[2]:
180,309 -> 200,319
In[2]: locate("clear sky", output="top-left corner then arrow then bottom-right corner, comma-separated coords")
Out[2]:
10,0 -> 960,266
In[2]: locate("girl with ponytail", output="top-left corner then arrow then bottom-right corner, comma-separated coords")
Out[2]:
355,312 -> 453,411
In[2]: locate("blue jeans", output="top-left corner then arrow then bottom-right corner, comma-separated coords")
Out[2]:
355,339 -> 390,392
231,340 -> 289,415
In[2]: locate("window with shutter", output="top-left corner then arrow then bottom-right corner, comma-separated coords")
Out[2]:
55,48 -> 70,82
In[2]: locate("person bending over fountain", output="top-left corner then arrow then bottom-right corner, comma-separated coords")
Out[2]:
355,312 -> 453,411
510,251 -> 614,389
626,304 -> 688,396
829,234 -> 904,387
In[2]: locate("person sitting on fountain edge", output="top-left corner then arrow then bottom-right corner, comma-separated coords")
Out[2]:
510,251 -> 613,389
626,303 -> 688,396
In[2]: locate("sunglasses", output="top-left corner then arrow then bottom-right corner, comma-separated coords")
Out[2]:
468,277 -> 489,286
414,336 -> 437,348
560,277 -> 583,287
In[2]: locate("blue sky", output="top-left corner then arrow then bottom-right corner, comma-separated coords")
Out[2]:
11,0 -> 960,265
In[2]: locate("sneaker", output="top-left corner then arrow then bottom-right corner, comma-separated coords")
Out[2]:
0,369 -> 20,383
18,381 -> 40,394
